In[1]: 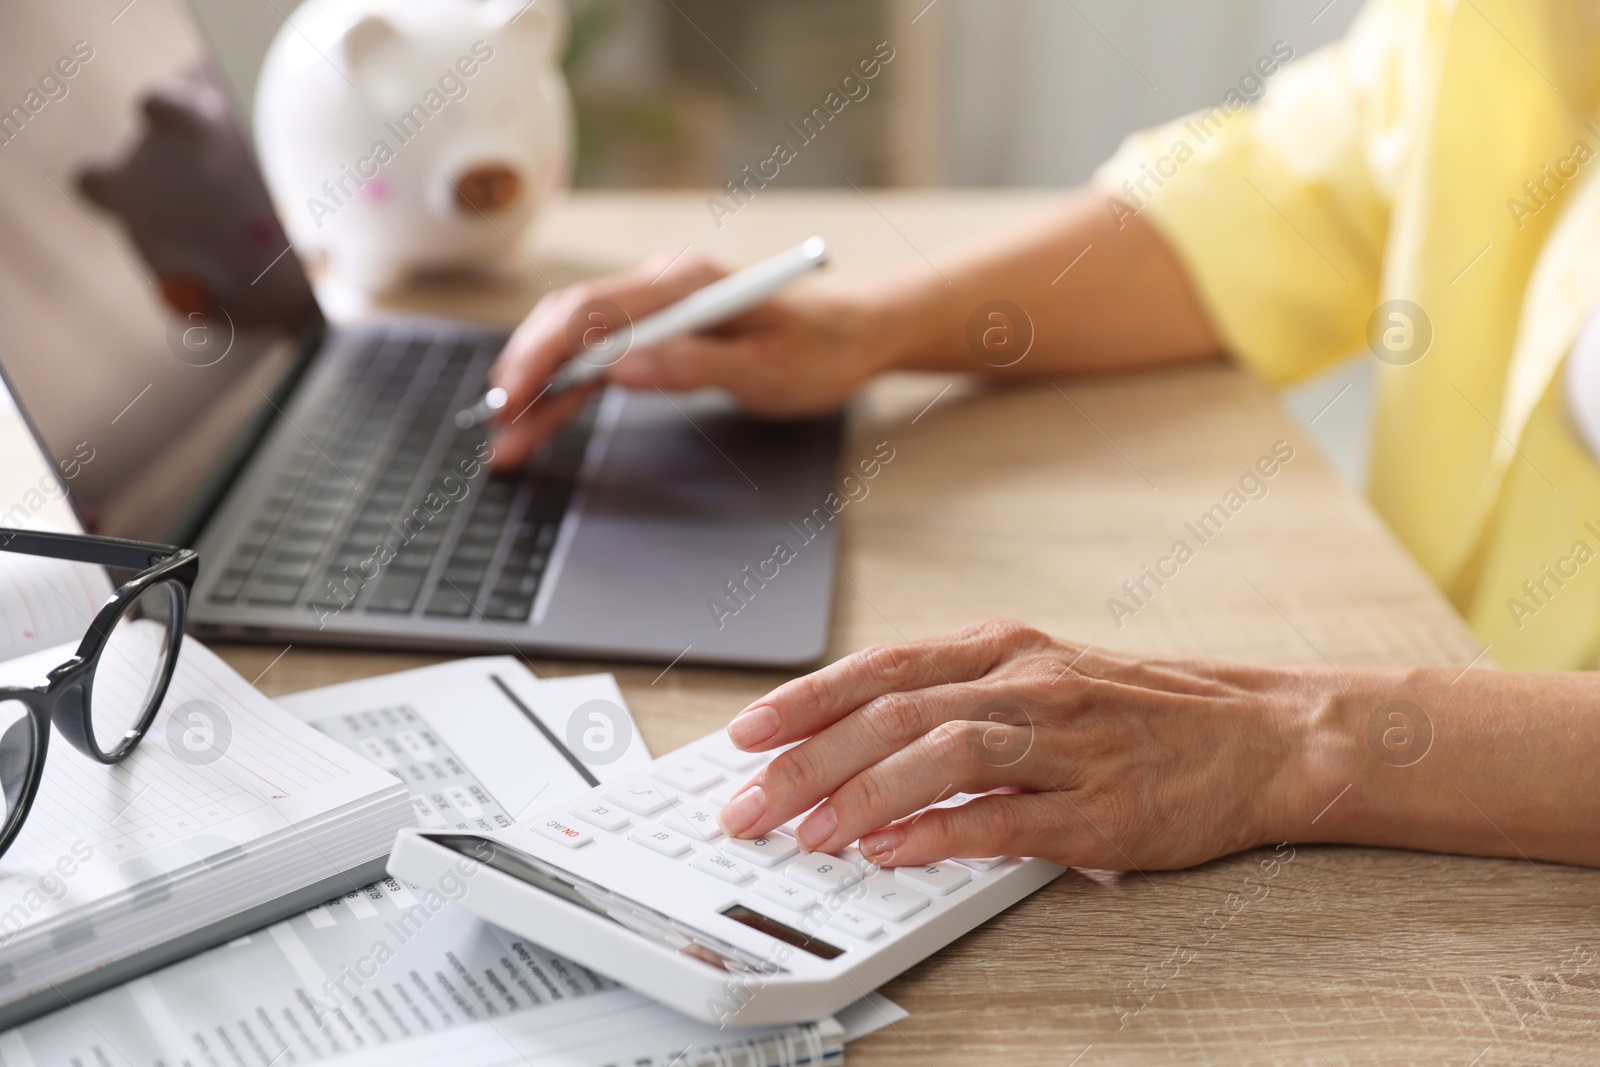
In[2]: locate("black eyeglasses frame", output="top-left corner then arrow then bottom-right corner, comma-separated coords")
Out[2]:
0,529 -> 197,860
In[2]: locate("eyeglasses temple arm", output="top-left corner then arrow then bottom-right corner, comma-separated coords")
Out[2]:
0,528 -> 184,571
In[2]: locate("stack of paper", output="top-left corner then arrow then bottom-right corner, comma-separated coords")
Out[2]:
0,658 -> 899,1066
0,552 -> 413,1027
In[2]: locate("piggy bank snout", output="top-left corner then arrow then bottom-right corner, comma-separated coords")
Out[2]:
453,162 -> 523,213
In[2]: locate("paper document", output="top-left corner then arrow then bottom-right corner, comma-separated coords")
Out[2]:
2,658 -> 893,1066
286,660 -> 652,833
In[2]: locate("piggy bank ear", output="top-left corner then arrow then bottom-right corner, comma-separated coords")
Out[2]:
77,165 -> 115,211
482,0 -> 568,63
142,90 -> 205,134
338,14 -> 401,76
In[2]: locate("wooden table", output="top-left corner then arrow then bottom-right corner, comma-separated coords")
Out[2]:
17,191 -> 1600,1064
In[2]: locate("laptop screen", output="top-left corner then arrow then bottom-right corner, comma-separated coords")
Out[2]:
0,0 -> 322,544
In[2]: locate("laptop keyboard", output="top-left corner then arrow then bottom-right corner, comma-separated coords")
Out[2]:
207,329 -> 598,624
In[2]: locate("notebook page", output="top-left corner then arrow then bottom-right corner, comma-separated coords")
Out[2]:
0,637 -> 402,940
0,551 -> 113,663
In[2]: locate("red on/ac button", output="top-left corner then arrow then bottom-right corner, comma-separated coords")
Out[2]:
533,817 -> 595,849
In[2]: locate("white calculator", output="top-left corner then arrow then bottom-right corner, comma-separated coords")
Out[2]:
388,729 -> 1065,1027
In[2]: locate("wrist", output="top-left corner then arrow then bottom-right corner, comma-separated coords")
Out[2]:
854,270 -> 960,374
1255,666 -> 1368,847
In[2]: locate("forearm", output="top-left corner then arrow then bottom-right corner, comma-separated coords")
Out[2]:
1281,666 -> 1600,867
857,186 -> 1225,377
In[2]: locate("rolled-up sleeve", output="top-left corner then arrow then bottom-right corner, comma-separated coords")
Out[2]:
1094,0 -> 1413,384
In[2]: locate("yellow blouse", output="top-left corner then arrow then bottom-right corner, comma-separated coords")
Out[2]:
1097,0 -> 1600,670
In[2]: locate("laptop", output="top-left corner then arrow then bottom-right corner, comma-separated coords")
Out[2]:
0,1 -> 841,667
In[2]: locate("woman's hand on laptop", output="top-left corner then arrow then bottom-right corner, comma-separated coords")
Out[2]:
486,249 -> 895,471
714,619 -> 1600,871
485,188 -> 1235,473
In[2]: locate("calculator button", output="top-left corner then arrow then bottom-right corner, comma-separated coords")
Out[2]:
533,817 -> 593,849
853,873 -> 930,921
840,845 -> 880,875
663,804 -> 724,841
700,741 -> 766,772
569,801 -> 629,832
953,856 -> 1007,872
754,878 -> 819,913
706,783 -> 739,807
825,907 -> 884,942
650,758 -> 724,794
721,832 -> 800,868
603,779 -> 675,816
785,856 -> 863,894
691,850 -> 753,884
628,824 -> 693,858
893,862 -> 971,896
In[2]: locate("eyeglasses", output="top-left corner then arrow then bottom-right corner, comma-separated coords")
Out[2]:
0,529 -> 197,861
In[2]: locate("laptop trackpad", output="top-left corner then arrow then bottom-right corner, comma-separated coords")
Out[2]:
542,390 -> 842,664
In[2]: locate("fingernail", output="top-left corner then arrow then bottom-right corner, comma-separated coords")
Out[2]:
797,803 -> 837,850
727,705 -> 780,749
718,786 -> 767,837
859,825 -> 905,865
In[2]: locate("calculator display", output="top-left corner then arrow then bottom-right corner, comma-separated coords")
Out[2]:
720,905 -> 844,961
424,832 -> 792,973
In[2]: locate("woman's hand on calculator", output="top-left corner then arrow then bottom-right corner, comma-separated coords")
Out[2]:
714,619 -> 1336,871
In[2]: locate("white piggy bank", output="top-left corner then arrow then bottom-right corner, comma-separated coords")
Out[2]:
254,0 -> 572,291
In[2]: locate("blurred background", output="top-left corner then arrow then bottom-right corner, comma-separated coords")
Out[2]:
203,0 -> 1372,484
559,0 -> 1356,189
